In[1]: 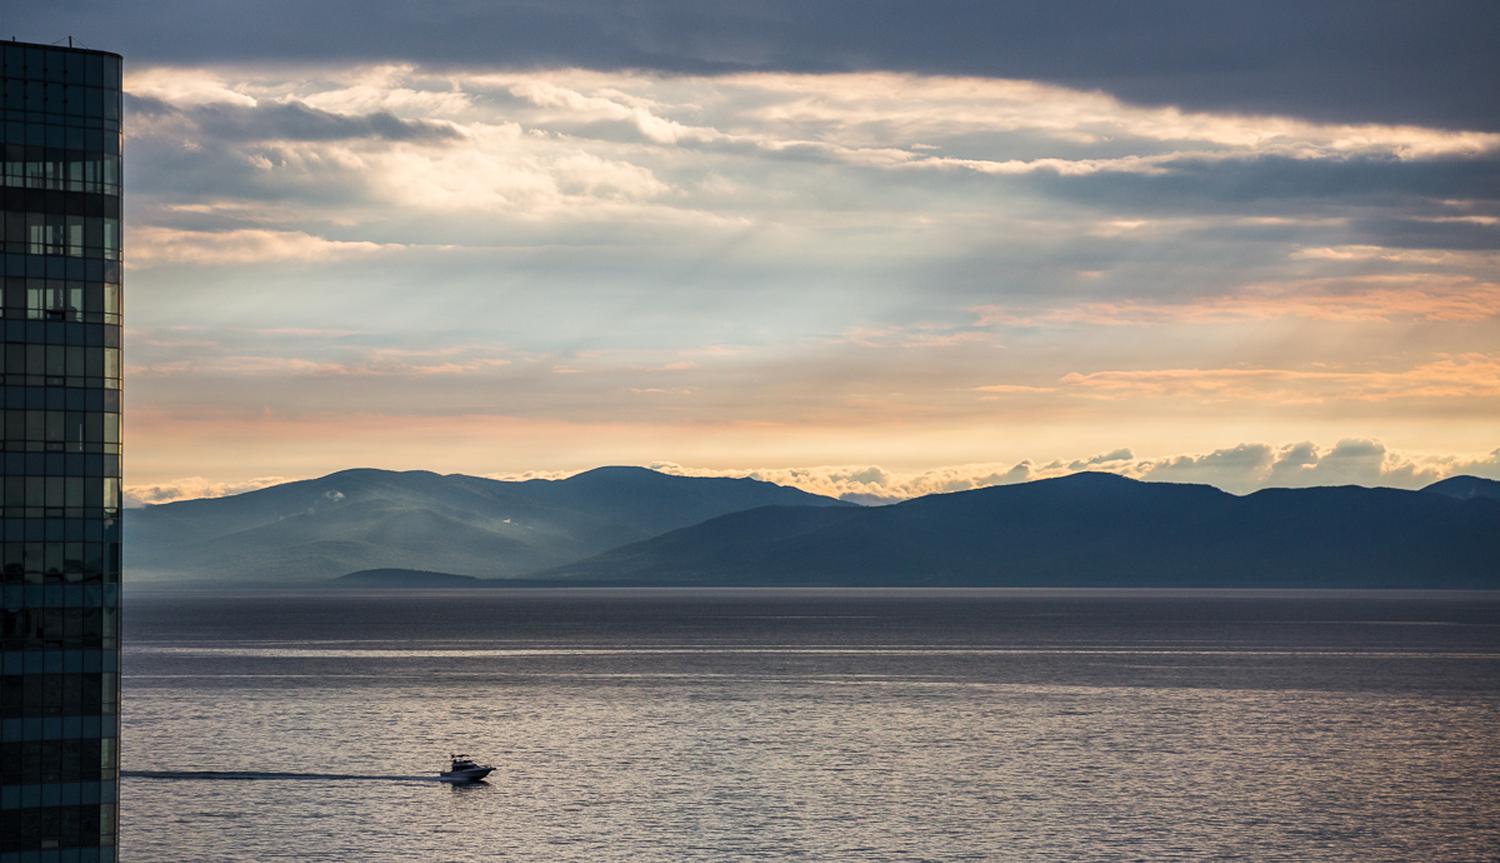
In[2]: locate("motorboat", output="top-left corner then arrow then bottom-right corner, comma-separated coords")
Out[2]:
439,753 -> 495,783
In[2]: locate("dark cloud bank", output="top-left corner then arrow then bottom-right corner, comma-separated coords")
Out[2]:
18,0 -> 1500,130
125,93 -> 461,143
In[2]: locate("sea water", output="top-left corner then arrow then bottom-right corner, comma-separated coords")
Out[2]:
120,589 -> 1500,861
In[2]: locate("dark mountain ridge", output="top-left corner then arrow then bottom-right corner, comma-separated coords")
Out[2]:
543,472 -> 1500,588
1423,474 -> 1500,502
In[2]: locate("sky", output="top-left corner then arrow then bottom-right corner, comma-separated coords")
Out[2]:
16,2 -> 1500,504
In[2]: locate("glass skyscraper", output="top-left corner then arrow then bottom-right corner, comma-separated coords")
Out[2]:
0,41 -> 124,862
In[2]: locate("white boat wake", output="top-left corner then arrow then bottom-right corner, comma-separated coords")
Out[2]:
122,770 -> 445,783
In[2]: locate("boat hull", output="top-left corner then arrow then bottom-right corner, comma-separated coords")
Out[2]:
439,767 -> 494,783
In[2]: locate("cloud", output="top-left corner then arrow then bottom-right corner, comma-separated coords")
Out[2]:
128,340 -> 515,379
503,78 -> 717,146
1289,247 -> 1500,266
974,384 -> 1057,396
835,325 -> 993,350
124,68 -> 260,108
724,72 -> 1500,160
125,65 -> 1500,219
716,441 -> 1500,500
1140,444 -> 1278,488
1056,354 -> 1500,404
127,227 -> 411,267
639,461 -> 1039,504
17,1 -> 1499,130
1069,448 -> 1134,471
974,276 -> 1500,325
125,475 -> 294,507
484,70 -> 1500,188
495,440 -> 1500,503
129,440 -> 1500,507
127,92 -> 463,143
1139,439 -> 1500,494
87,59 -> 1500,490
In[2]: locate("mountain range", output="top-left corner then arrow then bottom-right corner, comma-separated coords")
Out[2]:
125,468 -> 1500,588
124,466 -> 848,584
546,472 -> 1500,588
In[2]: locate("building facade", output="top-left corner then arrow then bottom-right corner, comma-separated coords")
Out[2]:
0,41 -> 124,862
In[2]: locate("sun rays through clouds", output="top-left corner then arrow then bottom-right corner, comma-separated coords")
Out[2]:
114,60 -> 1500,491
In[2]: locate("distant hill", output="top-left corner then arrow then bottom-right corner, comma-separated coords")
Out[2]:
542,473 -> 1500,588
125,466 -> 850,585
333,568 -> 483,587
1423,475 -> 1500,502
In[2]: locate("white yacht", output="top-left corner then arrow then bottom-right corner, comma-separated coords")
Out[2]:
439,754 -> 495,783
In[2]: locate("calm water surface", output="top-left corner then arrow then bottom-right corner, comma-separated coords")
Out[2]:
121,589 -> 1500,861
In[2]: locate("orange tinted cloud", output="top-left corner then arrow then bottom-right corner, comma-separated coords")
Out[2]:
1057,354 -> 1500,403
974,277 -> 1500,326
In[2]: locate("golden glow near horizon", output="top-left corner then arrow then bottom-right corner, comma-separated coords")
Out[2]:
119,65 -> 1500,503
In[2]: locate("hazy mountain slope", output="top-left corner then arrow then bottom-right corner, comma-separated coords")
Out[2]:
517,466 -> 852,536
543,473 -> 1500,588
125,466 -> 850,585
1423,475 -> 1500,502
333,569 -> 483,587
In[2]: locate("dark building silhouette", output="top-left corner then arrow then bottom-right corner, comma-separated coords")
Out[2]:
0,40 -> 124,861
